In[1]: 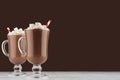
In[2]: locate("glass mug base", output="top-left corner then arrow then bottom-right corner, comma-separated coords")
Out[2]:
27,73 -> 49,80
8,64 -> 25,77
26,64 -> 49,79
8,72 -> 26,77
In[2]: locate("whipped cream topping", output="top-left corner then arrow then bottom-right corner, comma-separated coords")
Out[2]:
27,22 -> 49,31
8,27 -> 24,35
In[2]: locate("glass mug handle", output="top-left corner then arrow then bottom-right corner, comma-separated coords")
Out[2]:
1,40 -> 9,57
18,37 -> 26,57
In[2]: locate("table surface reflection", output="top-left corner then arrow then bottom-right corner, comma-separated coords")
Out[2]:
0,71 -> 120,80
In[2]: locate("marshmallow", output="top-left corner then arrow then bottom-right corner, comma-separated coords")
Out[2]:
14,27 -> 18,31
27,22 -> 49,31
35,22 -> 42,26
29,24 -> 34,27
8,27 -> 25,35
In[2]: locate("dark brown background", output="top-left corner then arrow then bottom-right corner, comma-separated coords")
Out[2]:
0,1 -> 119,71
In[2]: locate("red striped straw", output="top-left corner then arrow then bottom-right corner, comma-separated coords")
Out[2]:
46,20 -> 52,28
7,27 -> 11,33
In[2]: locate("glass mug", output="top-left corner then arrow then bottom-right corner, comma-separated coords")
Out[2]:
1,34 -> 26,77
18,29 -> 50,79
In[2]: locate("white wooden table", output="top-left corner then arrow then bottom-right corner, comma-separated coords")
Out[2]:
0,71 -> 120,80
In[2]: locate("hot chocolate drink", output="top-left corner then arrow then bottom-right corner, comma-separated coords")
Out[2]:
7,28 -> 26,64
25,28 -> 49,64
8,34 -> 26,64
24,22 -> 49,65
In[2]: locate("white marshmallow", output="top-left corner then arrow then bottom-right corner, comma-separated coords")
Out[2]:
14,27 -> 18,31
8,27 -> 25,35
35,22 -> 42,26
29,24 -> 34,27
27,22 -> 49,31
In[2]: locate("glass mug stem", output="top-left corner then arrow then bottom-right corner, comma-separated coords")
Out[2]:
32,64 -> 42,74
13,64 -> 22,76
32,64 -> 42,78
